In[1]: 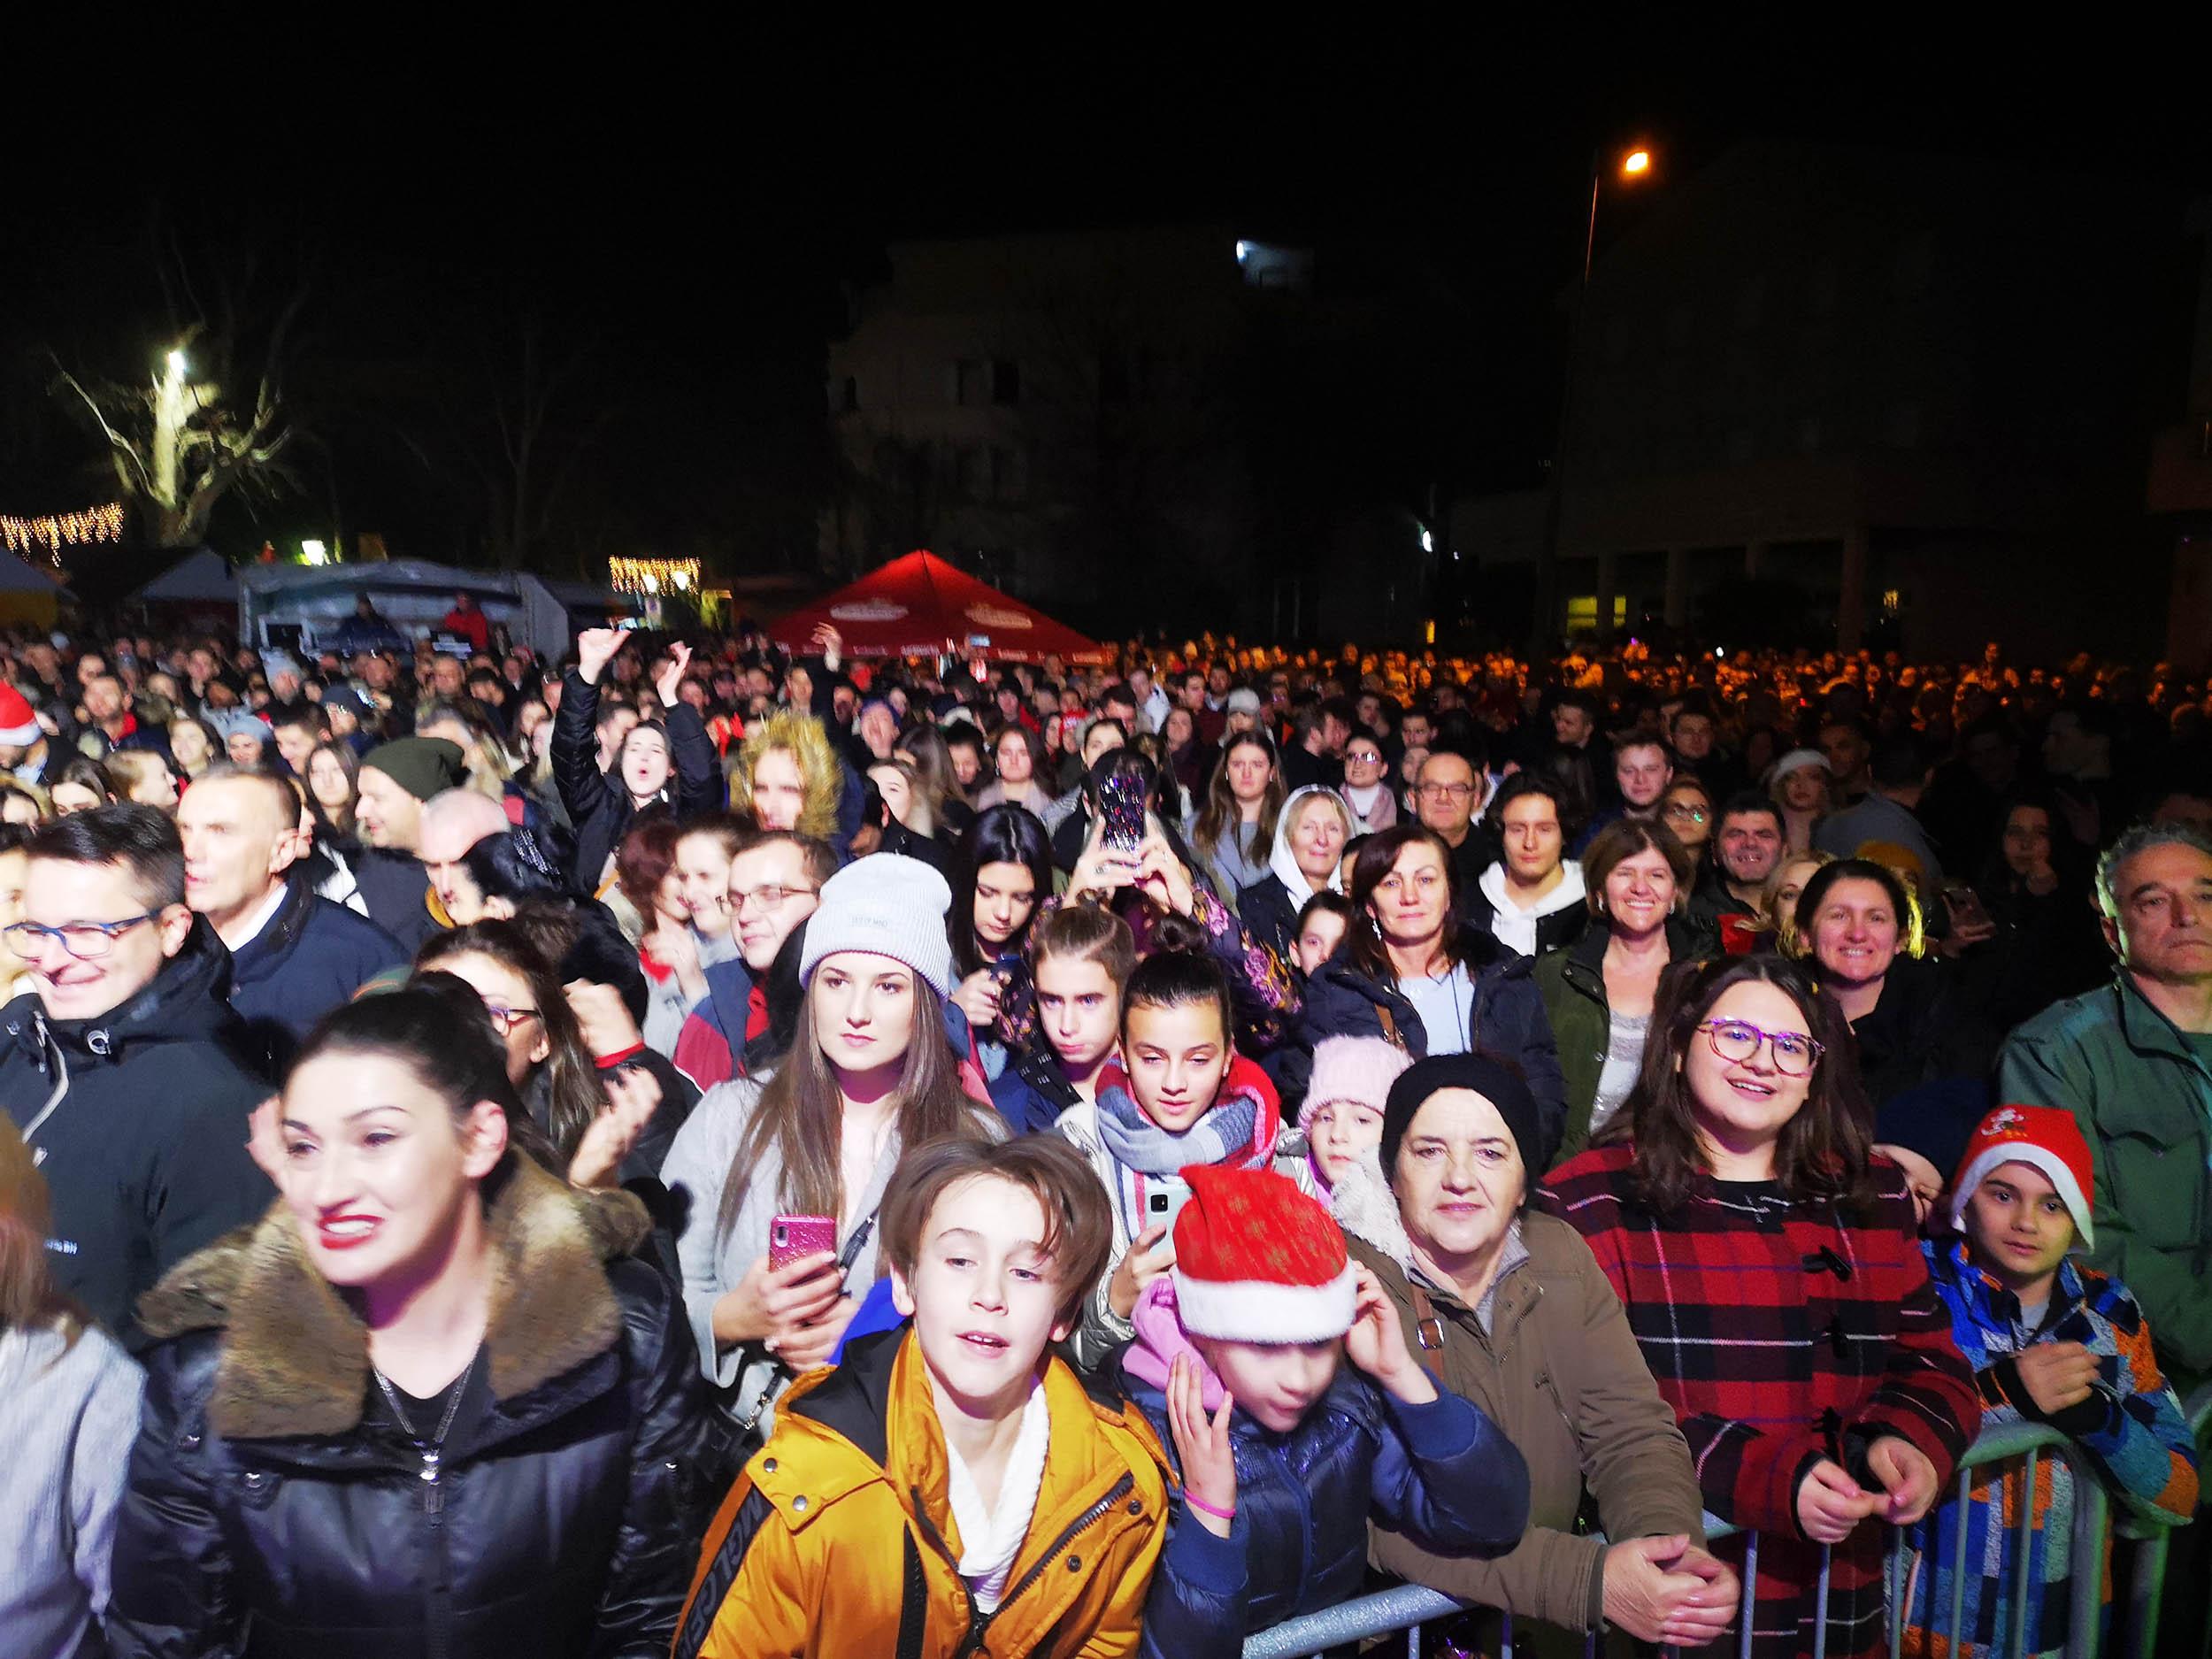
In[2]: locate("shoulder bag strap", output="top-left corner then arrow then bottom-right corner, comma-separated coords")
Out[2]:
1407,1282 -> 1449,1379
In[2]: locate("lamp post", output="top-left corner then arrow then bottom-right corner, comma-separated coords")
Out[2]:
1530,145 -> 1655,657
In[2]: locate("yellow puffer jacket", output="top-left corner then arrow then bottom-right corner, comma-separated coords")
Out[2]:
675,1326 -> 1171,1658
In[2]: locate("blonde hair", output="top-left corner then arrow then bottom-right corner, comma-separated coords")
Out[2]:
728,709 -> 844,841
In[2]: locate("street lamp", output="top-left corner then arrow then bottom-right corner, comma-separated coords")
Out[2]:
300,539 -> 328,566
165,348 -> 188,376
1532,143 -> 1659,655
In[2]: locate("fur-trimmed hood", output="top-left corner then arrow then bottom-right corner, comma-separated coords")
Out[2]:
727,708 -> 845,841
1327,1150 -> 1415,1268
136,1152 -> 652,1442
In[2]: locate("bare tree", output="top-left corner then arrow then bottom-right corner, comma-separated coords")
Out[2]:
52,242 -> 306,549
451,311 -> 603,571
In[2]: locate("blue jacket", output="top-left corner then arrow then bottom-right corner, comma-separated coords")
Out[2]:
1114,1351 -> 1529,1657
987,1045 -> 1079,1135
1298,935 -> 1567,1164
227,873 -> 408,1073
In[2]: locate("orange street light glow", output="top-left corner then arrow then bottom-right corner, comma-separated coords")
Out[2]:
1622,149 -> 1652,177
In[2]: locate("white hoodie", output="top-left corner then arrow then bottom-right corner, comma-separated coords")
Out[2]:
1476,857 -> 1586,958
1267,784 -> 1355,906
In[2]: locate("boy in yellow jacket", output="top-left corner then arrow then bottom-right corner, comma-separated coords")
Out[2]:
675,1135 -> 1171,1657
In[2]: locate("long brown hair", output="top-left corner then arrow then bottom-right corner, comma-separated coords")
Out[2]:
719,972 -> 986,1240
1192,730 -> 1285,861
0,1118 -> 80,1346
1614,955 -> 1875,1214
417,923 -> 605,1159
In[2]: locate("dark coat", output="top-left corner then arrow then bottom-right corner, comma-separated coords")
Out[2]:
108,1156 -> 726,1659
1235,872 -> 1305,965
1532,911 -> 1717,1166
1298,933 -> 1569,1168
987,1044 -> 1080,1134
551,672 -> 722,893
227,872 -> 409,1071
1845,953 -> 1999,1175
350,849 -> 441,954
1115,1345 -> 1529,1658
0,919 -> 273,1343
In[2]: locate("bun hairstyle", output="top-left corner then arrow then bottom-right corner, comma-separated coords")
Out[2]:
1120,917 -> 1233,1043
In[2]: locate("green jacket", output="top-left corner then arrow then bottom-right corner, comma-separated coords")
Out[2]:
1996,973 -> 2212,1389
1533,914 -> 1715,1169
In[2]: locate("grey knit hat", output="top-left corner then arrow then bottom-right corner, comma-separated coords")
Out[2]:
797,853 -> 955,997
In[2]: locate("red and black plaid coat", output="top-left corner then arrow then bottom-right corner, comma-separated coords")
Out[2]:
1540,1144 -> 1979,1659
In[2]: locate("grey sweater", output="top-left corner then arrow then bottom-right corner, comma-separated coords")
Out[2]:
659,1073 -> 1002,1436
0,1320 -> 144,1659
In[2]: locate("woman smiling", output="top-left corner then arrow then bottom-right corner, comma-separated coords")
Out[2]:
109,980 -> 718,1656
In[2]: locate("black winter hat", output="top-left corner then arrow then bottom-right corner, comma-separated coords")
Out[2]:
1379,1053 -> 1550,1181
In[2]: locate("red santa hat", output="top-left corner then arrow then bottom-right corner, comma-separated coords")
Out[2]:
1170,1164 -> 1357,1343
0,684 -> 40,749
1947,1103 -> 2096,1248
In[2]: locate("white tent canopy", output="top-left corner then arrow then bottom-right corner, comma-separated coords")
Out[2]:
133,549 -> 236,603
237,560 -> 631,657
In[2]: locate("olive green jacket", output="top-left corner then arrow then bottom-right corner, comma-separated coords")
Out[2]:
1997,972 -> 2212,1390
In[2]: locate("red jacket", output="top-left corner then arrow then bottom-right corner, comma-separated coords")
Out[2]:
1540,1143 -> 1979,1659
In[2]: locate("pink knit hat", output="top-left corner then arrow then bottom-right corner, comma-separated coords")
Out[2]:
1302,1035 -> 1414,1125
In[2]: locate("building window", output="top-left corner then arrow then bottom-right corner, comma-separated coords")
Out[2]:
992,360 -> 1020,405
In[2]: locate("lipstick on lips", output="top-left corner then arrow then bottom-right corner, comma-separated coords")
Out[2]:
317,1213 -> 382,1250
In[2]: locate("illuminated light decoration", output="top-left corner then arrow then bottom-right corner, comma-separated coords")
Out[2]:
609,557 -> 702,596
0,501 -> 126,565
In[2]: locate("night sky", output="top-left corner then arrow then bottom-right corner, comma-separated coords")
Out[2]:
4,42 -> 2204,580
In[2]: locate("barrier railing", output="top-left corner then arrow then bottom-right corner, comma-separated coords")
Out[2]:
1242,1418 -> 2172,1659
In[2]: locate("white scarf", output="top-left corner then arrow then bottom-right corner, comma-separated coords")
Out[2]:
1268,784 -> 1352,905
944,1377 -> 1053,1613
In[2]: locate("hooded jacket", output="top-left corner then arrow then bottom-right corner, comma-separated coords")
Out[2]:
107,1156 -> 724,1659
552,670 -> 722,894
1235,784 -> 1351,965
1466,858 -> 1589,959
1533,910 -> 1717,1165
1298,931 -> 1568,1169
673,1328 -> 1171,1659
1111,1290 -> 1531,1659
1338,1169 -> 1704,1648
226,872 -> 408,1072
0,918 -> 273,1343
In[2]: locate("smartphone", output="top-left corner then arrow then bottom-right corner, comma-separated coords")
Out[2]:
769,1214 -> 838,1272
1098,771 -> 1148,855
1143,1182 -> 1194,1262
614,617 -> 647,632
1943,883 -> 1993,935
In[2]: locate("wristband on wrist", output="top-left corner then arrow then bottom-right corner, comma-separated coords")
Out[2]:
1183,1492 -> 1235,1522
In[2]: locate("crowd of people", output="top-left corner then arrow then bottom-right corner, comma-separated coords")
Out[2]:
4,603 -> 2212,1657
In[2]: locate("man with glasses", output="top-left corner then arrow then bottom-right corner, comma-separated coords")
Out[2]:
1414,743 -> 1500,898
0,805 -> 271,1340
672,831 -> 836,1089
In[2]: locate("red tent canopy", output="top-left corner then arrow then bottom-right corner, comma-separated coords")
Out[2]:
768,550 -> 1108,664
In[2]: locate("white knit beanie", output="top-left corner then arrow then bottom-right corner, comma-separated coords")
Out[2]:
797,853 -> 955,997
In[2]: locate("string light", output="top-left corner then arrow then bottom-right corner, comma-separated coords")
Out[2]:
609,557 -> 701,596
0,501 -> 125,565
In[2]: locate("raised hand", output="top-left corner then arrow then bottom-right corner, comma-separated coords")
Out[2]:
565,1066 -> 664,1189
1340,1262 -> 1435,1403
1107,1222 -> 1174,1319
652,641 -> 693,709
1166,1352 -> 1237,1538
576,628 -> 625,685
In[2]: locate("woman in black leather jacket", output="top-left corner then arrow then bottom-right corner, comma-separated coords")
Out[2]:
107,979 -> 723,1659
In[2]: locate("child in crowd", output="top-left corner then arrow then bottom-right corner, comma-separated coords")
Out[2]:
675,1136 -> 1171,1657
1111,1164 -> 1530,1657
989,904 -> 1136,1134
1300,1033 -> 1412,1199
1902,1105 -> 2198,1659
1292,890 -> 1354,977
1056,926 -> 1305,1368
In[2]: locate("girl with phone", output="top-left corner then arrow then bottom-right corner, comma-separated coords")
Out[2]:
1055,932 -> 1310,1369
659,855 -> 1003,1440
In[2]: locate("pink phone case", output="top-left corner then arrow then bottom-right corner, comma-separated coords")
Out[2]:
770,1214 -> 837,1271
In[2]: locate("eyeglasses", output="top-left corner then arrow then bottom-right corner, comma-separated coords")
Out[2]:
1417,781 -> 1476,802
482,1003 -> 541,1036
1663,803 -> 1710,824
1696,1018 -> 1824,1076
4,912 -> 165,960
717,882 -> 819,915
1344,749 -> 1383,764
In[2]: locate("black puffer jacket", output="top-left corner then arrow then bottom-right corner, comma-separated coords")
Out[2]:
107,1156 -> 728,1659
0,918 -> 273,1343
551,671 -> 722,893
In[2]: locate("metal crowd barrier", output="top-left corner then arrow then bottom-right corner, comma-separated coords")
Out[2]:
1243,1414 -> 2196,1659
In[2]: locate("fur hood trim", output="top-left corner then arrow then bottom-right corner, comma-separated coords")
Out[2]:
137,1153 -> 650,1442
728,708 -> 844,841
1328,1151 -> 1415,1269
